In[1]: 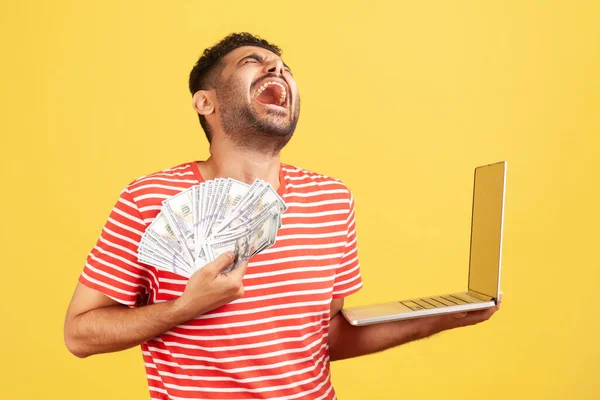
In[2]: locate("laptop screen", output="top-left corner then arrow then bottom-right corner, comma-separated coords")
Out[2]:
467,162 -> 506,299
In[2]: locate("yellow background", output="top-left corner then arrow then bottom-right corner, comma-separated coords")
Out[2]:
1,0 -> 598,398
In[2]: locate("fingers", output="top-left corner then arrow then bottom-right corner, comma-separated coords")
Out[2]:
449,302 -> 501,327
497,291 -> 504,306
222,260 -> 248,298
203,251 -> 236,276
451,312 -> 468,319
228,260 -> 249,280
463,307 -> 498,325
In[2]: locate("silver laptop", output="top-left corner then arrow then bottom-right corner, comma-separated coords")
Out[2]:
342,161 -> 507,325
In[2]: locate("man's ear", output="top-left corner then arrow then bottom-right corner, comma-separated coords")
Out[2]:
192,90 -> 215,116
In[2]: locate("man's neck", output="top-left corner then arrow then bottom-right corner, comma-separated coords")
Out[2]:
197,143 -> 282,190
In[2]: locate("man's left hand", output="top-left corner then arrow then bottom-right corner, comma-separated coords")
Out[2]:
431,293 -> 503,333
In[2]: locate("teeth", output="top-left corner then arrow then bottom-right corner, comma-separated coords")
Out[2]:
255,81 -> 287,106
279,87 -> 287,106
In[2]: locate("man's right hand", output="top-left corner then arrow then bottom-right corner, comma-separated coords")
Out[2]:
64,250 -> 249,358
174,251 -> 249,322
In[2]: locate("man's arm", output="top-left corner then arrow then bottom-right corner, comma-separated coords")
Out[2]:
327,297 -> 501,361
64,252 -> 246,358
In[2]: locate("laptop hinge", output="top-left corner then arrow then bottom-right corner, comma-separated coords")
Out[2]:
467,290 -> 494,302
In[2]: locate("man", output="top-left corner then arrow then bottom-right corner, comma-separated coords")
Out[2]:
64,32 -> 501,399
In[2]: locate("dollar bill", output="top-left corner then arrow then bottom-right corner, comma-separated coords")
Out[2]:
143,214 -> 186,257
194,181 -> 208,250
216,185 -> 283,235
207,179 -> 250,236
205,209 -> 280,273
210,201 -> 279,243
138,247 -> 192,276
205,178 -> 227,238
162,188 -> 195,251
138,178 -> 286,277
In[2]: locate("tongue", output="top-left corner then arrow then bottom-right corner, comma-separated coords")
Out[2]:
256,85 -> 282,106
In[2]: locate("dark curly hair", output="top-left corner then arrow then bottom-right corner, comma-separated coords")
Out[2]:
188,32 -> 282,143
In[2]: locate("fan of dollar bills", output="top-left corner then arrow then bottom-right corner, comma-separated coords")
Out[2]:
138,178 -> 287,277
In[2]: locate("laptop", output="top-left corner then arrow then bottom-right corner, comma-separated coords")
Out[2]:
342,161 -> 507,325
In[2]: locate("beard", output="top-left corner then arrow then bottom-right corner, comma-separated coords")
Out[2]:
216,75 -> 300,155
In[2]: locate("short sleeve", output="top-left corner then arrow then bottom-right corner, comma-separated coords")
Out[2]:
332,192 -> 362,299
79,186 -> 157,306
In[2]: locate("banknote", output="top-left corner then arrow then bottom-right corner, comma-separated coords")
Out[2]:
139,232 -> 188,264
205,210 -> 280,274
216,183 -> 286,235
138,178 -> 286,278
162,188 -> 196,262
209,202 -> 280,243
138,246 -> 191,275
208,179 -> 251,236
144,214 -> 188,259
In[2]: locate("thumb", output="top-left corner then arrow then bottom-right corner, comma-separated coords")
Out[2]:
227,260 -> 249,280
451,312 -> 468,319
203,251 -> 236,277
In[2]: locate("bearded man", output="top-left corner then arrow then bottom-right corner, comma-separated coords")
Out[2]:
64,32 -> 500,399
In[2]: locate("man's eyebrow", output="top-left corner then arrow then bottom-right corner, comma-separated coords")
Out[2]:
237,53 -> 293,72
238,53 -> 263,64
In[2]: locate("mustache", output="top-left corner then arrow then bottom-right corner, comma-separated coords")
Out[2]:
251,73 -> 288,91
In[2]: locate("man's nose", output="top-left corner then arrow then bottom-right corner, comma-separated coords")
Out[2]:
265,59 -> 284,76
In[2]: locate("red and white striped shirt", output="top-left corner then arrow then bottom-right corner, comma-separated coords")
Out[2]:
80,161 -> 362,399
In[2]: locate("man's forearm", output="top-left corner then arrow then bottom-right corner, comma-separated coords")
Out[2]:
328,313 -> 442,361
65,253 -> 248,359
65,299 -> 187,358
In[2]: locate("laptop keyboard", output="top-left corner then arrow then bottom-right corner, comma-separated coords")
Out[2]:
401,294 -> 474,311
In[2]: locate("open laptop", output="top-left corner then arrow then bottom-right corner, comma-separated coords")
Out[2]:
342,161 -> 507,325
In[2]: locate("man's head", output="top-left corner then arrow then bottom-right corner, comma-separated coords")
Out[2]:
189,33 -> 300,154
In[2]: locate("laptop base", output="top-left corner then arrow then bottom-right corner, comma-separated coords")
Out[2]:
342,291 -> 496,326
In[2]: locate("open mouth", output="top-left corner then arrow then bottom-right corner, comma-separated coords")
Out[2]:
254,81 -> 288,108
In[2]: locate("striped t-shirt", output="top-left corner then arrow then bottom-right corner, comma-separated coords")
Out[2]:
79,161 -> 362,400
